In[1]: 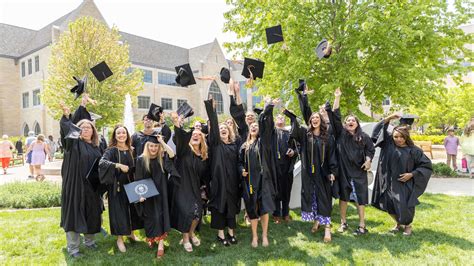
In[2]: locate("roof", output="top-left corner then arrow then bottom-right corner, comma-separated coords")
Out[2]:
0,24 -> 36,58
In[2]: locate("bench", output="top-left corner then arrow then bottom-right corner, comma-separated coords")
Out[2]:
9,154 -> 24,167
414,141 -> 433,159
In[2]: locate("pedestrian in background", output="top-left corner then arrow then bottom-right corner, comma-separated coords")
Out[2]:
27,134 -> 50,181
0,135 -> 15,174
47,135 -> 57,161
444,127 -> 459,170
15,137 -> 24,156
460,117 -> 474,178
25,131 -> 36,179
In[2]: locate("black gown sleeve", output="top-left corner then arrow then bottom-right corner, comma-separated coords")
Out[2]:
161,124 -> 172,143
328,136 -> 338,177
71,105 -> 92,124
238,145 -> 246,176
174,127 -> 192,158
259,103 -> 275,148
327,108 -> 343,139
372,120 -> 391,148
229,96 -> 247,138
99,148 -> 118,185
408,148 -> 432,207
363,133 -> 376,160
204,99 -> 220,146
135,156 -> 145,180
288,114 -> 306,145
297,92 -> 312,125
59,115 -> 77,152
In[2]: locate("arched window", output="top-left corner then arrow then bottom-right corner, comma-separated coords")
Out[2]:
23,123 -> 30,137
207,81 -> 223,114
33,122 -> 41,135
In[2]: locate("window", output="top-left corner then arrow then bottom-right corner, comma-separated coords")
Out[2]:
158,72 -> 179,86
161,98 -> 172,110
33,89 -> 41,106
21,62 -> 25,77
33,122 -> 41,135
177,99 -> 187,108
23,124 -> 30,137
137,96 -> 150,109
208,81 -> 223,114
252,87 -> 262,109
142,69 -> 152,83
35,56 -> 39,72
382,97 -> 391,106
28,59 -> 32,75
22,92 -> 29,108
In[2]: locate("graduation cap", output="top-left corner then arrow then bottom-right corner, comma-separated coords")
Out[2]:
399,114 -> 418,126
242,58 -> 265,80
323,100 -> 332,111
175,63 -> 196,87
70,76 -> 87,100
147,103 -> 163,122
315,39 -> 332,59
89,112 -> 102,121
146,132 -> 161,144
283,109 -> 297,120
65,123 -> 82,139
220,67 -> 230,84
90,61 -> 113,82
265,25 -> 284,45
253,107 -> 263,115
177,102 -> 194,119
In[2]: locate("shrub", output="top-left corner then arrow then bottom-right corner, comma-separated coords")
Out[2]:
432,163 -> 457,177
0,182 -> 61,209
411,135 -> 446,145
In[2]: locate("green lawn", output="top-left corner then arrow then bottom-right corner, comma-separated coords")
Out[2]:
0,194 -> 473,265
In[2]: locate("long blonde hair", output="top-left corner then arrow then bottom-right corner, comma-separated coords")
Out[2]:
189,130 -> 209,160
141,142 -> 164,173
243,122 -> 258,151
220,123 -> 236,144
77,119 -> 99,147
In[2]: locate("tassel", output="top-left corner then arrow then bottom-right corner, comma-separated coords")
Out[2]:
250,185 -> 253,194
312,165 -> 315,174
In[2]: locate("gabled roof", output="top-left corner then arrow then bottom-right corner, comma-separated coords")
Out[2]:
0,24 -> 36,58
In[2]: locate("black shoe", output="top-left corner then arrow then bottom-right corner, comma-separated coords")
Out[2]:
353,226 -> 369,235
86,243 -> 98,249
226,233 -> 238,245
70,252 -> 83,258
216,236 -> 230,247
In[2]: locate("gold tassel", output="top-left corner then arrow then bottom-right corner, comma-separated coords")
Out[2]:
312,165 -> 315,174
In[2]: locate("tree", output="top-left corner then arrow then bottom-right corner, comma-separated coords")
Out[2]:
223,0 -> 473,117
43,16 -> 143,128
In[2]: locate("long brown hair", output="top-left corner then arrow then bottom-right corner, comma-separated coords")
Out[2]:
220,122 -> 236,144
189,130 -> 209,160
225,118 -> 238,135
393,126 -> 415,146
77,119 -> 99,147
307,112 -> 328,143
344,114 -> 364,144
142,142 -> 164,173
108,124 -> 132,150
243,122 -> 259,151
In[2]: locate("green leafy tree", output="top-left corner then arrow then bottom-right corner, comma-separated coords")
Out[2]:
43,16 -> 143,128
223,0 -> 473,117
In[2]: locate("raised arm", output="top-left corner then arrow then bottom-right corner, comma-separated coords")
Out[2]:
296,91 -> 312,125
157,135 -> 175,158
283,109 -> 305,144
204,99 -> 220,146
259,98 -> 277,147
229,83 -> 247,137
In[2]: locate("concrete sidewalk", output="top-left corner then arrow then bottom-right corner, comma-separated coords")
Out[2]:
0,160 -> 62,185
425,177 -> 473,196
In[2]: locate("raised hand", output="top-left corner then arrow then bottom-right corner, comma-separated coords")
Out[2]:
60,102 -> 70,117
334,87 -> 342,98
272,98 -> 281,106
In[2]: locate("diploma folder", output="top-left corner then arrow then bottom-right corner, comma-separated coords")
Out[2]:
124,178 -> 159,203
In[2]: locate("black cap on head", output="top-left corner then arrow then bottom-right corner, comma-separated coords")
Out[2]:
253,107 -> 263,115
70,76 -> 87,100
146,132 -> 160,144
147,103 -> 163,122
175,63 -> 196,87
399,114 -> 418,126
315,39 -> 332,59
265,25 -> 284,45
242,58 -> 265,80
177,102 -> 194,119
90,61 -> 113,82
220,67 -> 230,84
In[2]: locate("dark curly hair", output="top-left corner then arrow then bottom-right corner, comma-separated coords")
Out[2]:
307,112 -> 329,143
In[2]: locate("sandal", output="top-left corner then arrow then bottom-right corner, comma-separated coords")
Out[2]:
323,225 -> 332,243
337,223 -> 349,233
311,221 -> 320,233
403,225 -> 412,236
191,235 -> 201,246
226,233 -> 238,245
389,224 -> 404,233
183,241 -> 193,252
216,236 -> 230,247
353,226 -> 369,235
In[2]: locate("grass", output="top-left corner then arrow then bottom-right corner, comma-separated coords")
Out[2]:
0,194 -> 473,265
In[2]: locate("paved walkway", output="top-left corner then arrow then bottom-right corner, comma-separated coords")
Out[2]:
0,160 -> 62,185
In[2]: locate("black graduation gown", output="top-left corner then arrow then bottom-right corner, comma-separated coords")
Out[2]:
131,125 -> 171,158
59,115 -> 102,234
238,104 -> 278,218
289,116 -> 338,217
229,95 -> 249,141
98,147 -> 143,235
135,155 -> 175,238
371,121 -> 432,225
274,128 -> 297,203
328,108 -> 375,205
169,127 -> 208,233
205,99 -> 241,218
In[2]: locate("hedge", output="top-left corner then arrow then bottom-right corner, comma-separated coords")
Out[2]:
432,163 -> 457,177
411,135 -> 446,145
0,182 -> 61,209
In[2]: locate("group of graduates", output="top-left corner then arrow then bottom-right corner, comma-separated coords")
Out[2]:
59,80 -> 432,259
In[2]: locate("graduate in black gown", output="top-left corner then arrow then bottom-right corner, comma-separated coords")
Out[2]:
132,113 -> 171,159
325,88 -> 375,235
135,134 -> 176,259
98,125 -> 143,253
170,112 -> 209,252
59,102 -> 103,258
272,114 -> 297,224
371,113 -> 432,236
204,98 -> 241,247
284,107 -> 338,243
239,97 -> 278,248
